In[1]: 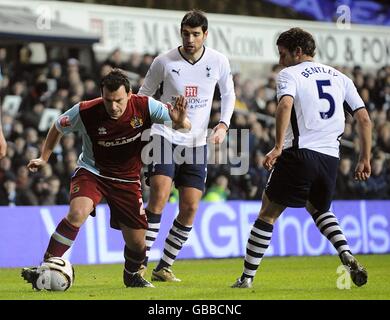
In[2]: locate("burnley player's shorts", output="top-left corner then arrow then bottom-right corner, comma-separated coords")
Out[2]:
265,148 -> 339,212
146,135 -> 207,192
69,168 -> 147,230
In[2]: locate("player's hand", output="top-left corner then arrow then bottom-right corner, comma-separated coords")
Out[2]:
169,95 -> 187,125
0,133 -> 7,159
263,147 -> 282,171
210,122 -> 228,144
354,159 -> 371,181
27,157 -> 47,173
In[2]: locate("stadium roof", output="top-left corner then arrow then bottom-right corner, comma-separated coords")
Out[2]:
0,5 -> 100,44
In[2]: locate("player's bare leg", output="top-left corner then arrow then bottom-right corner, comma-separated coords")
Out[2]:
306,201 -> 368,287
44,197 -> 93,260
22,197 -> 93,288
120,223 -> 154,288
152,186 -> 202,282
232,193 -> 285,288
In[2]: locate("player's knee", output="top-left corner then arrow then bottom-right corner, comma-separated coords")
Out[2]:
66,209 -> 88,227
147,191 -> 170,213
258,214 -> 276,225
259,207 -> 279,225
179,201 -> 199,216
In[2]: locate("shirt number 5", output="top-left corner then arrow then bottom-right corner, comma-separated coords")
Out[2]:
316,80 -> 335,119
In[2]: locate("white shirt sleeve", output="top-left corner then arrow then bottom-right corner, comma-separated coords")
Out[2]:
138,56 -> 164,96
55,103 -> 82,135
344,77 -> 365,112
276,69 -> 296,101
218,55 -> 235,128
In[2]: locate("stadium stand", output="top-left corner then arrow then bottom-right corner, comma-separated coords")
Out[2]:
0,2 -> 389,205
1,44 -> 389,204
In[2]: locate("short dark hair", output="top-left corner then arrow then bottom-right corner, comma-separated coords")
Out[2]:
276,28 -> 316,57
181,9 -> 208,33
100,69 -> 131,93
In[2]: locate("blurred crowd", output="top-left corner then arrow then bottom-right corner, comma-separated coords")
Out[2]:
0,46 -> 389,206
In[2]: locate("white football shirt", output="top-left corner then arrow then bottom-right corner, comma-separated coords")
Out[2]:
139,46 -> 235,147
276,61 -> 365,158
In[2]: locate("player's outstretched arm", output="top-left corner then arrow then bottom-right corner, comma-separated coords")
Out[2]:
27,123 -> 63,172
353,108 -> 372,181
169,95 -> 191,130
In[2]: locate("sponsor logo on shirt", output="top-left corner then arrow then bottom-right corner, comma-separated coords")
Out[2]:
130,116 -> 143,128
59,116 -> 71,128
98,127 -> 107,135
171,68 -> 181,76
185,86 -> 198,97
97,132 -> 142,147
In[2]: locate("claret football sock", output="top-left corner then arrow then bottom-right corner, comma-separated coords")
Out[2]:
124,245 -> 146,273
45,218 -> 79,259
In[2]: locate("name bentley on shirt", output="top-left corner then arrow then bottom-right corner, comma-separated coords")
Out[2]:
97,132 -> 141,147
301,66 -> 338,78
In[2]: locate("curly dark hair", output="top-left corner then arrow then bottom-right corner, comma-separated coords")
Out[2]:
181,9 -> 208,33
100,69 -> 131,93
276,27 -> 316,57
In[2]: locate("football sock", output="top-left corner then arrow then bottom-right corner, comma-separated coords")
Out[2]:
241,219 -> 273,280
312,211 -> 351,254
44,218 -> 79,260
124,245 -> 146,273
144,210 -> 162,266
155,218 -> 192,271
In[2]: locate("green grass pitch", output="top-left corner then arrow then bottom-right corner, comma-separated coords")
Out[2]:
1,254 -> 389,300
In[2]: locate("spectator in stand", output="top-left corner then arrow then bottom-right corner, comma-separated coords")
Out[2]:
334,157 -> 357,199
248,151 -> 269,200
203,175 -> 230,202
137,53 -> 154,77
127,52 -> 143,74
355,156 -> 389,199
104,48 -> 128,70
250,85 -> 267,114
0,173 -> 17,206
377,122 -> 390,153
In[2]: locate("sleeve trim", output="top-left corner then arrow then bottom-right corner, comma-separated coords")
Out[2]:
278,94 -> 294,102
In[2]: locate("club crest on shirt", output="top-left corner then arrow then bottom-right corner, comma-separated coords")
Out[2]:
130,116 -> 143,128
98,127 -> 107,135
59,116 -> 71,128
71,184 -> 80,194
206,66 -> 211,77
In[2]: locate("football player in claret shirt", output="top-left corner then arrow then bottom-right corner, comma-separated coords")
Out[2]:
232,28 -> 371,289
21,69 -> 190,288
138,9 -> 235,282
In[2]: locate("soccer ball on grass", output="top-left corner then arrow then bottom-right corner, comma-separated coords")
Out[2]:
35,257 -> 75,291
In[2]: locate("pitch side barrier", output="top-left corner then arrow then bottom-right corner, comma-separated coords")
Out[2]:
1,200 -> 389,267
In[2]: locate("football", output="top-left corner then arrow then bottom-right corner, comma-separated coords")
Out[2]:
35,257 -> 75,291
